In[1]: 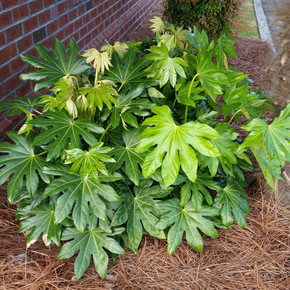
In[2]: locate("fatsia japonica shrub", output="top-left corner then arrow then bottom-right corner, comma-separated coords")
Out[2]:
0,18 -> 289,279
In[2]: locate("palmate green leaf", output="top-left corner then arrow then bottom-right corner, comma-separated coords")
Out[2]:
20,37 -> 90,92
180,173 -> 221,209
105,47 -> 152,92
0,96 -> 41,116
58,226 -> 125,279
213,28 -> 237,70
223,86 -> 268,122
65,142 -> 115,176
239,104 -> 290,190
18,203 -> 61,247
28,110 -> 104,161
146,42 -> 187,87
186,53 -> 229,100
110,128 -> 146,186
43,165 -> 120,232
79,80 -> 119,112
214,180 -> 250,228
0,131 -> 49,203
136,106 -> 221,186
156,198 -> 219,254
111,180 -> 172,252
102,86 -> 153,129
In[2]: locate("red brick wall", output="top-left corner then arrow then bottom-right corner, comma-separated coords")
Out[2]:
0,0 -> 160,140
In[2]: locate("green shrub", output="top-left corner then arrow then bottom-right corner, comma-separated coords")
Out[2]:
0,19 -> 289,280
163,0 -> 241,38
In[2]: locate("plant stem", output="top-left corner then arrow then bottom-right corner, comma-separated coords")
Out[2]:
94,72 -> 98,87
99,123 -> 112,142
184,73 -> 198,122
227,109 -> 242,125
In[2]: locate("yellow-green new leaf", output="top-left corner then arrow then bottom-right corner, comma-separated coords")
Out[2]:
136,106 -> 221,186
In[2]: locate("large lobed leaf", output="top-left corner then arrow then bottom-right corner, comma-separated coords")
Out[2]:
105,47 -> 152,92
43,165 -> 120,232
110,127 -> 146,185
58,226 -> 125,279
28,110 -> 104,161
156,198 -> 219,254
18,203 -> 61,247
240,104 -> 290,190
111,180 -> 172,252
146,42 -> 187,87
0,131 -> 49,203
136,106 -> 221,186
20,37 -> 89,92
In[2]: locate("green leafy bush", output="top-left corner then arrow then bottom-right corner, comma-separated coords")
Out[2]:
0,20 -> 289,280
163,0 -> 241,38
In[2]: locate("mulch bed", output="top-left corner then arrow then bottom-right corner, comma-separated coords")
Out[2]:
1,2 -> 289,289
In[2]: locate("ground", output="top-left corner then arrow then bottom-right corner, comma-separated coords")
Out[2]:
0,1 -> 289,289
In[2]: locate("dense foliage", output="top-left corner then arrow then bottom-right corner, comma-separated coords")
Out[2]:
163,0 -> 241,38
0,19 -> 289,280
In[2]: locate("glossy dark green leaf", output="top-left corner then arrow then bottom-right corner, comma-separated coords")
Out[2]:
105,47 -> 152,92
214,180 -> 250,228
43,166 -> 120,231
0,131 -> 49,203
20,37 -> 89,92
156,198 -> 219,254
18,204 -> 61,247
146,42 -> 187,87
58,227 -> 125,279
29,110 -> 104,161
111,180 -> 172,252
110,128 -> 145,185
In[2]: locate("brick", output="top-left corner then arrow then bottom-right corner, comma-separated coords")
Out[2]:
5,75 -> 22,93
13,5 -> 29,22
0,32 -> 5,46
0,64 -> 10,83
0,11 -> 13,30
10,56 -> 26,74
41,36 -> 53,48
86,0 -> 93,11
55,29 -> 65,40
23,16 -> 38,33
0,84 -> 5,100
2,0 -> 18,9
29,0 -> 44,15
58,14 -> 68,27
16,82 -> 32,97
38,10 -> 51,25
43,0 -> 55,8
78,4 -> 85,16
33,27 -> 47,43
6,24 -> 22,42
7,114 -> 21,126
17,34 -> 33,54
0,43 -> 17,64
64,24 -> 74,37
57,2 -> 67,15
0,118 -> 13,132
47,20 -> 58,35
69,8 -> 77,21
51,6 -> 58,18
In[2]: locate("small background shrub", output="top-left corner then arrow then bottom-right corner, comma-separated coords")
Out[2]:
163,0 -> 241,38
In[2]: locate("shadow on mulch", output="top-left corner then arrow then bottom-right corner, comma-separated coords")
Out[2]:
0,182 -> 289,289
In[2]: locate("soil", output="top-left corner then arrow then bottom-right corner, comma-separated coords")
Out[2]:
1,2 -> 289,289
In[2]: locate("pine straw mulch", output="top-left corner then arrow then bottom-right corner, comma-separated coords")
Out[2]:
0,181 -> 289,289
